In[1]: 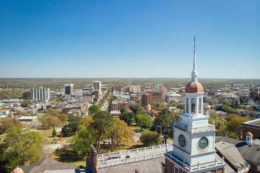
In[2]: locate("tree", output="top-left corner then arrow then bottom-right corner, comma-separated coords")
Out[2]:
67,114 -> 81,124
140,131 -> 161,146
130,103 -> 143,115
220,105 -> 238,114
73,127 -> 96,157
0,118 -> 22,134
78,115 -> 93,129
136,113 -> 152,131
20,100 -> 32,108
151,102 -> 166,110
43,108 -> 68,125
0,143 -> 7,173
45,108 -> 60,116
153,109 -> 177,144
1,126 -> 42,172
41,116 -> 61,129
119,112 -> 135,126
92,111 -> 112,152
208,110 -> 227,136
22,91 -> 31,100
73,111 -> 112,156
120,107 -> 127,115
52,127 -> 57,137
57,114 -> 68,125
106,119 -> 133,149
61,115 -> 81,137
0,89 -> 23,100
61,123 -> 76,137
226,114 -> 249,138
88,104 -> 100,115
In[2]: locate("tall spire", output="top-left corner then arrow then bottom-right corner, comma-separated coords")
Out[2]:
191,36 -> 198,82
193,37 -> 196,71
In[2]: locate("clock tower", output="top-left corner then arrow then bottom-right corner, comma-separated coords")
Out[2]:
165,38 -> 225,173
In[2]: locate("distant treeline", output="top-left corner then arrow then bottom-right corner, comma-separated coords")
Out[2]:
0,78 -> 259,90
0,89 -> 25,99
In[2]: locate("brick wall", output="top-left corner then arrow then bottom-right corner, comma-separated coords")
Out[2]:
165,158 -> 174,173
242,125 -> 260,140
87,145 -> 98,173
250,165 -> 260,173
212,168 -> 224,173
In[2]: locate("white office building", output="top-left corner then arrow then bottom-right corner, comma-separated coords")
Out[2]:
31,87 -> 50,102
92,81 -> 102,95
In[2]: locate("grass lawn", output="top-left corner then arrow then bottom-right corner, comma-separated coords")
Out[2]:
32,128 -> 73,145
130,125 -> 150,133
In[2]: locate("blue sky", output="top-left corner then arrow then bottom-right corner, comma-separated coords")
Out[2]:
0,0 -> 259,78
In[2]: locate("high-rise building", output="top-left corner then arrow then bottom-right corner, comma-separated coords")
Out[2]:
165,38 -> 225,173
31,87 -> 50,102
64,83 -> 74,95
92,81 -> 102,95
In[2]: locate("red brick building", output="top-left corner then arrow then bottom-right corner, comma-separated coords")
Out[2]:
241,119 -> 260,140
142,92 -> 162,106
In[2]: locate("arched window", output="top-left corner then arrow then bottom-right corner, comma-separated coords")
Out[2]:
186,98 -> 189,113
191,98 -> 196,114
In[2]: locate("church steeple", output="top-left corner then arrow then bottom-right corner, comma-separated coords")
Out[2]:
164,37 -> 225,173
191,36 -> 198,82
185,37 -> 203,94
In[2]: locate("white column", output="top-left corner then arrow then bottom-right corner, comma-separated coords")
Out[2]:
185,97 -> 188,113
201,96 -> 204,114
195,97 -> 199,115
188,97 -> 191,114
32,89 -> 34,101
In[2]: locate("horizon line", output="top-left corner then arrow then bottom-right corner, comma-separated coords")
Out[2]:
0,77 -> 260,80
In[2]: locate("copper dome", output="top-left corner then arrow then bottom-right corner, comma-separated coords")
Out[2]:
185,81 -> 204,93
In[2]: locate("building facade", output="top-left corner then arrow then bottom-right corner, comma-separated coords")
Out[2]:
93,81 -> 102,96
142,92 -> 162,106
241,119 -> 260,140
64,83 -> 74,95
31,87 -> 50,102
165,38 -> 225,173
111,100 -> 129,112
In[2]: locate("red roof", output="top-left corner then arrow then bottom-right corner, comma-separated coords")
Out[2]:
185,81 -> 204,93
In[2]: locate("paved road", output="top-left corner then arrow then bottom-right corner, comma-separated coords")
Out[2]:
101,100 -> 109,111
42,144 -> 62,158
133,132 -> 141,142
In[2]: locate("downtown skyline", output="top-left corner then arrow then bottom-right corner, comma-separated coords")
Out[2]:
0,0 -> 259,79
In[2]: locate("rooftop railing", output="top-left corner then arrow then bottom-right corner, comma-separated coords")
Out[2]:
97,144 -> 173,168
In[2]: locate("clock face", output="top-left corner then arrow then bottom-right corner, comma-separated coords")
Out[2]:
198,137 -> 209,150
178,134 -> 186,147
